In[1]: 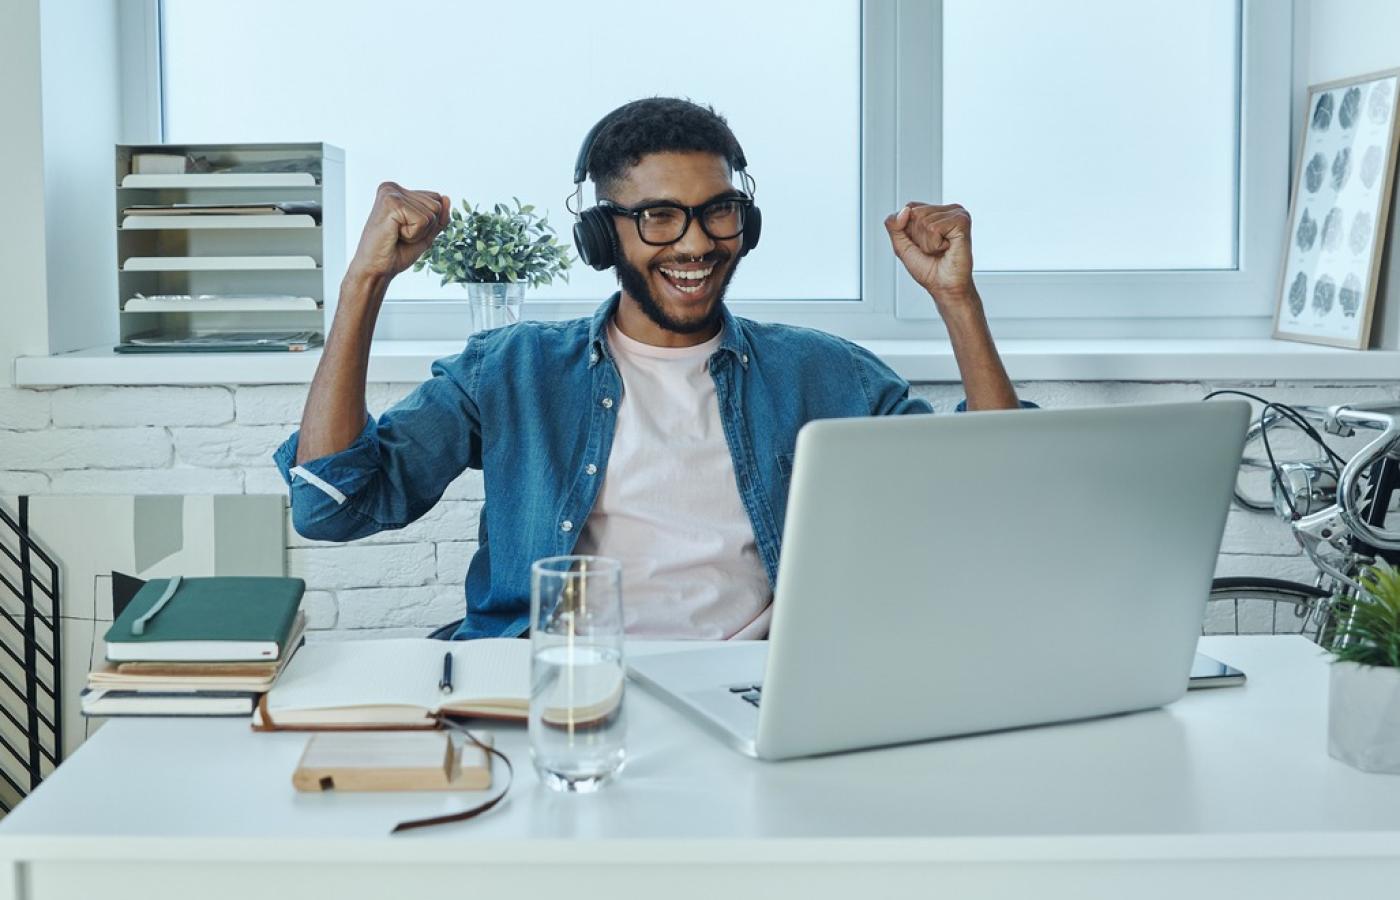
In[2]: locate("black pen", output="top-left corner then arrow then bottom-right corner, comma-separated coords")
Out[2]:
439,650 -> 454,694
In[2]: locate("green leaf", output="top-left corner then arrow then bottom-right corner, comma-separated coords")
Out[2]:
410,195 -> 572,287
1330,561 -> 1400,667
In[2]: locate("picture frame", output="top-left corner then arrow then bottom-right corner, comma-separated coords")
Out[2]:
1274,67 -> 1400,349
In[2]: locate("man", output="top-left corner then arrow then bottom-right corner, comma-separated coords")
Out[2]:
275,97 -> 1023,640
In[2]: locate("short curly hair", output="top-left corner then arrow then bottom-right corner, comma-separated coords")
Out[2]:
584,97 -> 744,198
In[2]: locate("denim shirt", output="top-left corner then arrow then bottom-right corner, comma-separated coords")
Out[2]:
274,294 -> 937,639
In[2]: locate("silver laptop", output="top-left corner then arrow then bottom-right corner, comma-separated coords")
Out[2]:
627,401 -> 1250,760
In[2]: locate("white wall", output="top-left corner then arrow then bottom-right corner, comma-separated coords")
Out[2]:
1307,0 -> 1400,83
0,0 -> 123,383
0,0 -> 52,387
37,0 -> 122,356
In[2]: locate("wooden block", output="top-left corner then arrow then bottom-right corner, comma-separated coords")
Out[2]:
291,731 -> 492,792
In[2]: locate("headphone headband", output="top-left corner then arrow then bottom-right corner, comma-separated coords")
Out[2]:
572,118 -> 608,186
572,111 -> 751,187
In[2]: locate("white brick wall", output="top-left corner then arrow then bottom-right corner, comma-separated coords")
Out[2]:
172,425 -> 291,468
287,543 -> 437,590
51,386 -> 233,428
0,389 -> 51,430
3,379 -> 1397,639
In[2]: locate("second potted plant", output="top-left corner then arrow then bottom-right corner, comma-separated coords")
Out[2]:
413,198 -> 572,332
1328,561 -> 1400,773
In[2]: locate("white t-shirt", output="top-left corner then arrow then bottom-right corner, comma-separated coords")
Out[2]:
573,320 -> 773,639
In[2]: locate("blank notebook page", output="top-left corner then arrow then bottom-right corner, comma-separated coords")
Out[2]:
266,638 -> 530,713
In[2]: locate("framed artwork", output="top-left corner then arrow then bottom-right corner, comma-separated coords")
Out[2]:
1275,68 -> 1400,349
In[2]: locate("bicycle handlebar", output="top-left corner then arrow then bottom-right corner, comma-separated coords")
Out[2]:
1330,406 -> 1400,551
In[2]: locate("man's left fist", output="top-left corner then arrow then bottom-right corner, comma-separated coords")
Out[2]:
884,202 -> 975,305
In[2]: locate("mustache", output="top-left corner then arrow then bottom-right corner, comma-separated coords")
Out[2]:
651,250 -> 730,268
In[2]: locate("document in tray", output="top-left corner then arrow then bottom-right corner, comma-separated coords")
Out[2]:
120,201 -> 323,221
115,332 -> 323,353
123,294 -> 319,312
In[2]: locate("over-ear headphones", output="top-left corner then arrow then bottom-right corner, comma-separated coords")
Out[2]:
569,110 -> 763,272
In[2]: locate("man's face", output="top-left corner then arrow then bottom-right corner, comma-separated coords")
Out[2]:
606,151 -> 744,338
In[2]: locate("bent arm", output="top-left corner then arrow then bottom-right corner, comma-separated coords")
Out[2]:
296,270 -> 389,463
884,202 -> 1020,411
275,346 -> 484,542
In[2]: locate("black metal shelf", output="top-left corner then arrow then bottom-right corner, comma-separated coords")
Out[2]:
0,497 -> 62,813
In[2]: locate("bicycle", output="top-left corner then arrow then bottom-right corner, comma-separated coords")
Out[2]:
1204,392 -> 1400,643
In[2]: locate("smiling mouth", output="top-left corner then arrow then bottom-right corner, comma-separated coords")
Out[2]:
657,264 -> 717,296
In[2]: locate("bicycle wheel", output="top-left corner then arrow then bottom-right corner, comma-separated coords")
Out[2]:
1206,577 -> 1333,641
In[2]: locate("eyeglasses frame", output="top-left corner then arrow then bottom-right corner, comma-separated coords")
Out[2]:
597,194 -> 754,247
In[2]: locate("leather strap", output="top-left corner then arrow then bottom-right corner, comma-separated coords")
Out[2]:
391,717 -> 515,834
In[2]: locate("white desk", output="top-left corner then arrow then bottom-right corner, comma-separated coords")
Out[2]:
2,636 -> 1399,899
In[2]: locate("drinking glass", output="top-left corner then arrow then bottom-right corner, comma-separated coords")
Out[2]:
529,555 -> 626,792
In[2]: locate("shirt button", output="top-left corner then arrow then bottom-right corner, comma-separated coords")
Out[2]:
585,463 -> 598,476
741,353 -> 749,365
589,351 -> 599,364
601,397 -> 614,409
560,520 -> 574,533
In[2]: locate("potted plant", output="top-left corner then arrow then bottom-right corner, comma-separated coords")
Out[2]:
413,198 -> 573,332
1328,561 -> 1400,773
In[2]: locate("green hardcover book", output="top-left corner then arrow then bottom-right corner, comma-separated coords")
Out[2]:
104,576 -> 305,663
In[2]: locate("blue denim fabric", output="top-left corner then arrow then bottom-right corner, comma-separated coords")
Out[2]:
275,294 -> 942,639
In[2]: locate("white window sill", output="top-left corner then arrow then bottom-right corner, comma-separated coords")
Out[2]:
13,338 -> 1400,387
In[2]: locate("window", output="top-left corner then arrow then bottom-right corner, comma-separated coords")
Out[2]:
159,0 -> 862,306
142,0 -> 1292,340
891,0 -> 1290,330
942,0 -> 1239,272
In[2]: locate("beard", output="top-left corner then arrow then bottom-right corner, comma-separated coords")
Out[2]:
614,249 -> 740,336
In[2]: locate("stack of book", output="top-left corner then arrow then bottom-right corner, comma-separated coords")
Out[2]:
83,576 -> 307,718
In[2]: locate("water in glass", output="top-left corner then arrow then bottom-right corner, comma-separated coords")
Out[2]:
529,556 -> 626,792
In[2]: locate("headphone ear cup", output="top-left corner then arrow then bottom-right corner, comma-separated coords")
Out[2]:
573,207 -> 617,271
740,205 -> 762,257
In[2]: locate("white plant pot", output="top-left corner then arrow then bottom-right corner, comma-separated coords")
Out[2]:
1328,660 -> 1400,773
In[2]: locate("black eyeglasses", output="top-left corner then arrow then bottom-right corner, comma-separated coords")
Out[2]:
599,195 -> 751,246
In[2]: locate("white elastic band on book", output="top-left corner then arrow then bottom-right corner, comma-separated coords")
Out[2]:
289,466 -> 346,505
132,575 -> 183,636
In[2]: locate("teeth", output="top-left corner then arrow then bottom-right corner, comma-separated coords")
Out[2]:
660,266 -> 714,281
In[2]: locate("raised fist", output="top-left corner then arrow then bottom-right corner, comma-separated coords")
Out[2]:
348,182 -> 451,280
884,202 -> 976,305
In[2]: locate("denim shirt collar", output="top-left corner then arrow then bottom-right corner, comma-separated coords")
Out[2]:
587,292 -> 751,370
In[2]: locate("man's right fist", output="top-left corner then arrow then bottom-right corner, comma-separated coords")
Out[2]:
348,182 -> 451,281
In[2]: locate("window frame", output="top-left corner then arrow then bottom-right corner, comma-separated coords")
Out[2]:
128,0 -> 1294,342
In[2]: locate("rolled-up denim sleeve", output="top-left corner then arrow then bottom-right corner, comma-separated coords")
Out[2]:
847,342 -> 934,416
953,398 -> 1040,412
844,340 -> 1038,414
273,339 -> 484,542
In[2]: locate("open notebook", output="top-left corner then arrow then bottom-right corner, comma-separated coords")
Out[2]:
255,638 -> 531,730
